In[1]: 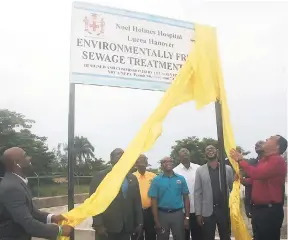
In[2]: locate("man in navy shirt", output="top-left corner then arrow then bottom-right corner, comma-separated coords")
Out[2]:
149,156 -> 190,240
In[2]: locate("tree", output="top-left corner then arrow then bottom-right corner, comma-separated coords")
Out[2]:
74,136 -> 95,165
51,143 -> 68,173
147,167 -> 160,175
53,137 -> 106,175
170,136 -> 250,166
0,109 -> 55,175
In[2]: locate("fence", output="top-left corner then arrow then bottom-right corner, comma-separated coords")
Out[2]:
0,174 -> 92,198
1,174 -> 287,199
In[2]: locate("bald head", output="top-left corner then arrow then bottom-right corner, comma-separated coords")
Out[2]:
110,148 -> 124,165
2,147 -> 31,174
2,147 -> 24,165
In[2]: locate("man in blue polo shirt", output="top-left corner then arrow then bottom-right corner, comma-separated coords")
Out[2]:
149,156 -> 190,240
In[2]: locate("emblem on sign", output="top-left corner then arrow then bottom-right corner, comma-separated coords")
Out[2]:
83,13 -> 105,36
176,180 -> 182,184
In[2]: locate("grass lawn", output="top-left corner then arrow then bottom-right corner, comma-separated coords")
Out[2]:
32,183 -> 89,197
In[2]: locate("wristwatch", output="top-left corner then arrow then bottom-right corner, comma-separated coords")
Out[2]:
185,216 -> 190,220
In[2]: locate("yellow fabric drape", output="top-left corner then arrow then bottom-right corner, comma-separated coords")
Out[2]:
60,23 -> 251,240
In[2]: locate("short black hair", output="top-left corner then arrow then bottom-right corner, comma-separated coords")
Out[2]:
276,135 -> 287,155
110,148 -> 122,159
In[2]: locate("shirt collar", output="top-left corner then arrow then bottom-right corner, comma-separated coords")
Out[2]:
13,173 -> 28,184
135,171 -> 146,177
265,153 -> 279,158
207,162 -> 220,169
179,163 -> 192,170
160,172 -> 178,177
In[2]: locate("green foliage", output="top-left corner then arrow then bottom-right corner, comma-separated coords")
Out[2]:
32,183 -> 89,197
170,136 -> 250,166
51,143 -> 68,173
0,109 -> 55,175
147,167 -> 160,174
53,137 -> 106,176
74,136 -> 95,164
0,109 -> 105,177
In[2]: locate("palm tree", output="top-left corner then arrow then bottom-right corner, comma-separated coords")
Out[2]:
74,136 -> 95,164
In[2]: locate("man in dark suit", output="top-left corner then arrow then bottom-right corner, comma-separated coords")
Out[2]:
90,148 -> 143,240
240,141 -> 264,240
241,141 -> 264,214
0,147 -> 73,240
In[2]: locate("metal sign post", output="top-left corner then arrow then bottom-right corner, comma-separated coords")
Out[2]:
67,83 -> 76,240
215,100 -> 230,229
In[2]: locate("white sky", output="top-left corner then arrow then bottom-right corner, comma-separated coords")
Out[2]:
0,1 -> 287,167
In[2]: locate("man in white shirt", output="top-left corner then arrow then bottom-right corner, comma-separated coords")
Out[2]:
174,148 -> 203,240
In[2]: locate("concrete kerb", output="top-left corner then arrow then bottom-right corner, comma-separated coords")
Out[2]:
33,195 -> 287,240
32,193 -> 89,209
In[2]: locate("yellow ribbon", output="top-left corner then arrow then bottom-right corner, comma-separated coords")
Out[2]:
59,23 -> 251,240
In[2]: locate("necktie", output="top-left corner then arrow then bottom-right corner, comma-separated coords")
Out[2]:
121,177 -> 128,198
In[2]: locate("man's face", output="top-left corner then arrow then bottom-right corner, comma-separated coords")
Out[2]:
111,148 -> 124,165
262,136 -> 280,154
136,155 -> 148,172
205,145 -> 217,160
161,157 -> 174,171
255,140 -> 265,154
17,150 -> 33,175
179,148 -> 190,163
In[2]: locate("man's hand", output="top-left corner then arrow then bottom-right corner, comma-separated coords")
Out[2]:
51,215 -> 67,224
134,224 -> 143,234
155,221 -> 163,232
234,174 -> 239,181
61,225 -> 73,237
184,218 -> 189,230
93,225 -> 108,236
133,224 -> 143,239
196,215 -> 204,227
230,149 -> 243,162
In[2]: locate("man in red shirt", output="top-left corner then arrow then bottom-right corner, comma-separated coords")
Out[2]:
230,135 -> 287,240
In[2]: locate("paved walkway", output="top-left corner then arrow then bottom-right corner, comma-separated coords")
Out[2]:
36,204 -> 287,240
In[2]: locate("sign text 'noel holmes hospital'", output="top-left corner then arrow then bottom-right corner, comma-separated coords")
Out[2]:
70,2 -> 195,91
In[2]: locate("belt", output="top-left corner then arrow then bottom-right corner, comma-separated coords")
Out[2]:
158,208 -> 182,213
143,207 -> 151,211
253,203 -> 282,209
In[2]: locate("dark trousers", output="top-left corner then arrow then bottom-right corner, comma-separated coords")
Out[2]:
251,211 -> 257,239
203,206 -> 230,240
157,210 -> 185,240
131,208 -> 156,240
252,204 -> 284,240
95,232 -> 130,240
185,213 -> 203,240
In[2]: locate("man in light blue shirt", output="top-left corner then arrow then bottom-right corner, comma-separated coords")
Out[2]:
149,156 -> 190,240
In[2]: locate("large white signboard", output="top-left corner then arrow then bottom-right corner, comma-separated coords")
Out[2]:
70,2 -> 194,91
